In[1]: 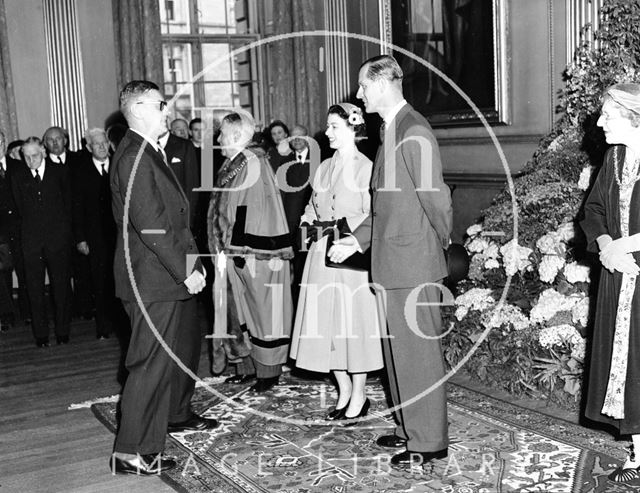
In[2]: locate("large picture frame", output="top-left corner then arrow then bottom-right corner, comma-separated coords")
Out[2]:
379,0 -> 510,127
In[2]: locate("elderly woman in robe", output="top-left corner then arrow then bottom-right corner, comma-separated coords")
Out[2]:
208,111 -> 294,393
582,83 -> 640,483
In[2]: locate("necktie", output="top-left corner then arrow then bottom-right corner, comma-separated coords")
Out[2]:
297,154 -> 303,163
157,143 -> 168,164
34,171 -> 41,184
379,122 -> 386,142
0,161 -> 5,179
101,163 -> 107,176
57,156 -> 64,165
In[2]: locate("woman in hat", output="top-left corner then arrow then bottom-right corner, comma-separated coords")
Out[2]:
289,103 -> 383,423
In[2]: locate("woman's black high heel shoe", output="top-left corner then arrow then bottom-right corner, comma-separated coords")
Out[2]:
341,398 -> 370,427
326,401 -> 349,420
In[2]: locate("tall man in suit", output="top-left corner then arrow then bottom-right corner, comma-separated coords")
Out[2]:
11,137 -> 73,347
277,125 -> 312,307
110,80 -> 216,475
44,125 -> 93,318
158,126 -> 199,231
330,55 -> 453,469
72,127 -> 126,339
0,130 -> 19,330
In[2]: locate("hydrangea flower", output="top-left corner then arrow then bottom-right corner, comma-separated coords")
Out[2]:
467,237 -> 489,254
538,255 -> 566,283
538,323 -> 583,348
500,239 -> 533,276
536,232 -> 566,256
530,289 -> 580,324
571,296 -> 590,327
481,303 -> 530,331
564,262 -> 590,284
466,223 -> 483,237
454,288 -> 495,320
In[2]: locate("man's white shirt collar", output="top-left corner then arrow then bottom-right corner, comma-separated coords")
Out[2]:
33,159 -> 46,178
383,99 -> 408,127
0,157 -> 5,171
296,148 -> 309,162
157,132 -> 170,149
92,157 -> 109,174
50,151 -> 66,164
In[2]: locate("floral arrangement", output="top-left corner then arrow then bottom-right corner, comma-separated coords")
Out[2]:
442,0 -> 640,410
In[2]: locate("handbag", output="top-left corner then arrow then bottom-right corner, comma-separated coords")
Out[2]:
324,232 -> 370,272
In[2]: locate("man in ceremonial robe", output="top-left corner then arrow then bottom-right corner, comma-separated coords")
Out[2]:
208,111 -> 294,393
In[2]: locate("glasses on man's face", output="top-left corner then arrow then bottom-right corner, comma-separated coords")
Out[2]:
135,100 -> 168,111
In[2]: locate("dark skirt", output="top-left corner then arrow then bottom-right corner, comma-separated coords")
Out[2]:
585,269 -> 640,434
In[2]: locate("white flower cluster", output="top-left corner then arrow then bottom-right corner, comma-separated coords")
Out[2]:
538,323 -> 586,362
481,303 -> 530,331
563,262 -> 590,284
529,288 -> 581,324
454,288 -> 495,320
538,255 -> 566,283
500,239 -> 533,276
536,232 -> 566,256
571,296 -> 590,327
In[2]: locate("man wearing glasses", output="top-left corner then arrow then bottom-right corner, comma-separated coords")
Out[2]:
109,80 -> 216,475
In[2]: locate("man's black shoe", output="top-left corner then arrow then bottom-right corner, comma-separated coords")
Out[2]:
110,453 -> 176,475
390,449 -> 448,467
249,376 -> 279,393
56,335 -> 69,345
376,434 -> 407,448
35,337 -> 49,348
224,373 -> 256,384
168,413 -> 219,433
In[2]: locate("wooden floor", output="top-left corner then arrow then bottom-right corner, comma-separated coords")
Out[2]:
0,316 -> 210,493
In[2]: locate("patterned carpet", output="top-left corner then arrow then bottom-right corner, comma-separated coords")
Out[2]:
92,375 -> 638,492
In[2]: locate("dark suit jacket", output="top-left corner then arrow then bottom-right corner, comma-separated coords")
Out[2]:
10,162 -> 72,255
275,153 -> 312,248
163,134 -> 199,228
111,130 -> 200,302
353,103 -> 452,289
72,154 -> 116,254
0,157 -> 22,242
46,150 -> 82,171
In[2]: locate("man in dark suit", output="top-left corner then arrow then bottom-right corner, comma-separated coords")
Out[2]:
1,132 -> 28,326
43,125 -> 93,319
11,137 -> 73,347
110,80 -> 216,475
72,127 -> 126,339
276,125 -> 312,306
330,55 -> 453,469
0,130 -> 20,330
158,127 -> 199,231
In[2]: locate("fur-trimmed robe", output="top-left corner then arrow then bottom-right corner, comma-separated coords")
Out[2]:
208,146 -> 294,366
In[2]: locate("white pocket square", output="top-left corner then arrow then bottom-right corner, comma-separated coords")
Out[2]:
171,157 -> 181,163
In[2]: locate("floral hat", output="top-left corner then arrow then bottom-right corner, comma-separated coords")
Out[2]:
336,102 -> 365,126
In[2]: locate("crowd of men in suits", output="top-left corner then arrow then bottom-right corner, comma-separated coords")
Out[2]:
0,117 -> 215,349
0,115 -> 312,351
